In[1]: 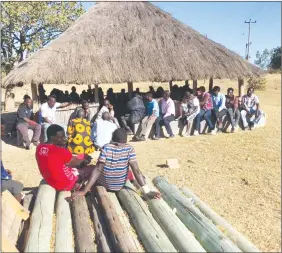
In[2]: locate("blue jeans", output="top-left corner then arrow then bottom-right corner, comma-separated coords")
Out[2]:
196,109 -> 214,132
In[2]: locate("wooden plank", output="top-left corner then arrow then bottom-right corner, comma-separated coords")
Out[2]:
89,192 -> 114,253
71,195 -> 96,252
144,176 -> 206,252
180,186 -> 260,252
55,191 -> 74,252
117,181 -> 177,252
8,214 -> 22,245
24,181 -> 56,252
107,191 -> 144,252
2,198 -> 15,239
153,176 -> 242,253
95,186 -> 138,252
2,190 -> 29,220
2,232 -> 19,253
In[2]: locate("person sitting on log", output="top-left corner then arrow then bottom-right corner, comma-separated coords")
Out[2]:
36,124 -> 94,191
91,112 -> 117,150
225,88 -> 240,133
211,86 -> 227,132
40,95 -> 71,143
195,86 -> 216,135
16,96 -> 42,149
241,87 -> 263,130
71,128 -> 161,200
153,90 -> 176,140
120,92 -> 146,135
1,161 -> 24,203
96,99 -> 120,128
67,109 -> 95,156
178,92 -> 200,137
133,92 -> 159,141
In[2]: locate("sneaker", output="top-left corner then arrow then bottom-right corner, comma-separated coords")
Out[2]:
183,132 -> 191,138
193,130 -> 199,136
210,129 -> 217,135
230,128 -> 235,133
152,136 -> 161,140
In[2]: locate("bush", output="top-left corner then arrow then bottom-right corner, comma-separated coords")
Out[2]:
247,77 -> 267,91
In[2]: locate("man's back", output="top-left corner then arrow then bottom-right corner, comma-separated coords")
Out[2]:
95,119 -> 117,147
97,143 -> 136,191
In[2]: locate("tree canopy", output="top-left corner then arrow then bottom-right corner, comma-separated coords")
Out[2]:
1,2 -> 85,75
254,46 -> 281,71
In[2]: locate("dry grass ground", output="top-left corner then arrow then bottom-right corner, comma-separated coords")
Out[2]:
1,74 -> 281,252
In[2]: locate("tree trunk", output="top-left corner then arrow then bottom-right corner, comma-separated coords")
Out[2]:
55,191 -> 74,252
89,192 -> 114,253
180,187 -> 260,252
24,180 -> 56,252
153,176 -> 242,253
117,182 -> 177,252
144,177 -> 206,252
71,195 -> 96,252
95,186 -> 139,252
193,80 -> 198,94
209,77 -> 213,92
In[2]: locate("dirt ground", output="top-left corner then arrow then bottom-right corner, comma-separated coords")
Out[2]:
1,74 -> 281,252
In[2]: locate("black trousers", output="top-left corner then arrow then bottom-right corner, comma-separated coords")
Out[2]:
155,115 -> 175,137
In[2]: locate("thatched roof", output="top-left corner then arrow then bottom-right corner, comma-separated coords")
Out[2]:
3,2 -> 262,87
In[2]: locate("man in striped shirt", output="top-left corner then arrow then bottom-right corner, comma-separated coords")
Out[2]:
71,128 -> 161,199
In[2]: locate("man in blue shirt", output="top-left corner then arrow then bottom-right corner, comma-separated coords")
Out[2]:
1,161 -> 24,202
133,92 -> 159,141
211,86 -> 227,132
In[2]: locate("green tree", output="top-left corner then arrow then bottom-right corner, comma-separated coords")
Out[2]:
269,46 -> 281,70
1,2 -> 85,75
254,48 -> 273,70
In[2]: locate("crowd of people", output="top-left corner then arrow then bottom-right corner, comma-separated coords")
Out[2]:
2,82 -> 263,202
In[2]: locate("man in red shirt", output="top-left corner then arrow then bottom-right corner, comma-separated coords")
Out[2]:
36,124 -> 94,191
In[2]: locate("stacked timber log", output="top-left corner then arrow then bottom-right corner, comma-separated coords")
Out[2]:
14,176 -> 260,253
179,186 -> 260,252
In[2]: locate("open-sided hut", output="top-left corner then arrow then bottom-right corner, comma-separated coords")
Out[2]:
2,2 -> 262,121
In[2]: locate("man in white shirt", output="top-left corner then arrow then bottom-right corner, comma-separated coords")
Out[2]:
241,87 -> 262,130
91,112 -> 117,149
211,86 -> 226,132
40,95 -> 71,142
96,99 -> 120,127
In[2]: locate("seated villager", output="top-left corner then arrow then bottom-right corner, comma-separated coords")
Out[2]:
67,109 -> 95,155
70,86 -> 80,103
153,90 -> 175,140
97,99 -> 120,127
36,124 -> 95,191
226,88 -> 240,133
1,161 -> 24,203
72,99 -> 91,122
133,92 -> 159,141
16,97 -> 41,149
195,86 -> 216,135
91,112 -> 117,150
241,88 -> 263,130
40,95 -> 71,142
178,93 -> 200,137
71,128 -> 161,200
211,86 -> 226,132
120,92 -> 146,135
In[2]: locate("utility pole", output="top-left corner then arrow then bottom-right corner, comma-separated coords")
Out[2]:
245,19 -> 256,61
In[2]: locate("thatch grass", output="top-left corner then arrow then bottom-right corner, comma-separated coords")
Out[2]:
3,2 -> 263,87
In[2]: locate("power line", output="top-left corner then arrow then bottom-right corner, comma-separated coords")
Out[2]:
245,19 -> 256,60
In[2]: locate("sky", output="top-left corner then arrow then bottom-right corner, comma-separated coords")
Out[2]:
81,1 -> 281,64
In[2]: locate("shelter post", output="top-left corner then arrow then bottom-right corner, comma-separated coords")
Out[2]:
209,78 -> 213,92
94,84 -> 99,103
238,78 -> 244,97
31,82 -> 39,111
193,80 -> 198,94
127,82 -> 133,99
169,81 -> 173,92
